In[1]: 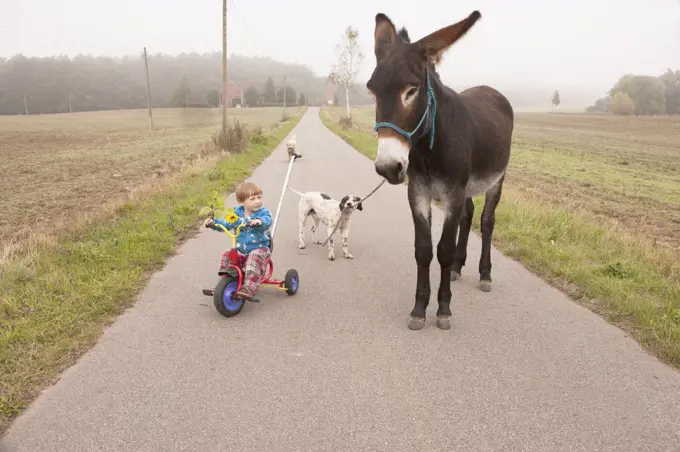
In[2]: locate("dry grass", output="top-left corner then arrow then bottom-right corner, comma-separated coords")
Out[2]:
0,107 -> 287,255
320,106 -> 680,369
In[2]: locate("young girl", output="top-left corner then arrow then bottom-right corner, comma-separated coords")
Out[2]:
204,181 -> 272,301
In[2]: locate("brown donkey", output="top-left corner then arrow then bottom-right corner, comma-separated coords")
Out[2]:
366,11 -> 515,330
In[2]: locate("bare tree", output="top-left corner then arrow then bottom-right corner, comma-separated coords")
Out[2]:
551,89 -> 561,112
330,26 -> 364,119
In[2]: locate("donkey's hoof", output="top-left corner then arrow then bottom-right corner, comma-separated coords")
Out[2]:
451,271 -> 461,281
479,280 -> 492,292
408,317 -> 426,330
436,316 -> 451,330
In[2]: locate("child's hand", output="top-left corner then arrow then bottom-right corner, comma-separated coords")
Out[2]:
204,218 -> 214,228
248,219 -> 262,227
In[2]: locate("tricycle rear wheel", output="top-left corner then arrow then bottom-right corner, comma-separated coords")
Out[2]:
213,275 -> 245,317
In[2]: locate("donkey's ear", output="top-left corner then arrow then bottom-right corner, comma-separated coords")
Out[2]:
374,13 -> 398,62
414,11 -> 481,65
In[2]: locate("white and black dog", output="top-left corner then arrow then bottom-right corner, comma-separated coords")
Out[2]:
288,188 -> 363,260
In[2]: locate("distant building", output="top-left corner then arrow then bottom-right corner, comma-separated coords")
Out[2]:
223,82 -> 244,107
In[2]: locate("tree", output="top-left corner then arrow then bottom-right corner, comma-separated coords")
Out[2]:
610,92 -> 635,115
244,85 -> 259,106
330,25 -> 364,118
263,77 -> 277,103
276,85 -> 296,105
206,89 -> 220,107
171,75 -> 191,107
610,74 -> 666,115
551,89 -> 560,112
298,93 -> 306,105
659,69 -> 680,115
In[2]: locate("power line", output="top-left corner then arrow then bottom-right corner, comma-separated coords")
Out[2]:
229,0 -> 262,52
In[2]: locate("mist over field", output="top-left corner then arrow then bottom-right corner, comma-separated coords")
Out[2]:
2,0 -> 679,114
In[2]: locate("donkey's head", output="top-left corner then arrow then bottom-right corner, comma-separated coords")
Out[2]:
367,11 -> 481,184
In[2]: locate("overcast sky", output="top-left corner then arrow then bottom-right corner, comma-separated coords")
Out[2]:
3,0 -> 679,93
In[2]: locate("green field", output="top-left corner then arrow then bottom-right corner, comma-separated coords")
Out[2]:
320,105 -> 680,370
0,106 -> 305,432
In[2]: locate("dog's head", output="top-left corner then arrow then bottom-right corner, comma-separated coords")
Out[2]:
339,195 -> 363,212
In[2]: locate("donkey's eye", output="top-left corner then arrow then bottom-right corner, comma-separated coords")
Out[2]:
406,87 -> 419,99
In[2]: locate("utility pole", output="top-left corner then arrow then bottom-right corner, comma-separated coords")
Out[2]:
143,46 -> 154,129
221,0 -> 228,135
23,92 -> 28,115
283,75 -> 287,117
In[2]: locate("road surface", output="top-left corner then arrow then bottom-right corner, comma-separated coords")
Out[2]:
2,107 -> 680,452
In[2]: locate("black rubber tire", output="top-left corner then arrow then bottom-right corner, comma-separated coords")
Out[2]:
213,275 -> 245,317
284,269 -> 299,296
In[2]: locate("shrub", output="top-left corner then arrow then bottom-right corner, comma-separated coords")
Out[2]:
211,120 -> 250,153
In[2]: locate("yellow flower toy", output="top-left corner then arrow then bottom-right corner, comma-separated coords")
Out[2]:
224,208 -> 239,224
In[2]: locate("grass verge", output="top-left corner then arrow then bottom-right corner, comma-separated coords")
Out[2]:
319,108 -> 680,369
0,111 -> 304,433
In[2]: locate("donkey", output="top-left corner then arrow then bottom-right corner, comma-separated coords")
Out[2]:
366,10 -> 514,331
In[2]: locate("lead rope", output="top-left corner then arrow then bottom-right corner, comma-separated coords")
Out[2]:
320,178 -> 386,247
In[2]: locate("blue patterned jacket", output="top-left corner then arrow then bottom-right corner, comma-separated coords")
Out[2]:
210,205 -> 272,254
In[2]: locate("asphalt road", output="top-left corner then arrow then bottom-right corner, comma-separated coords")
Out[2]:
2,107 -> 680,452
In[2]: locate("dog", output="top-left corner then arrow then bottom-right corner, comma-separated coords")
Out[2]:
288,187 -> 363,260
286,134 -> 302,160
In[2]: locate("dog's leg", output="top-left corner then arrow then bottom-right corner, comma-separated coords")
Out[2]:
340,225 -> 353,259
326,222 -> 336,261
310,213 -> 322,244
298,212 -> 308,249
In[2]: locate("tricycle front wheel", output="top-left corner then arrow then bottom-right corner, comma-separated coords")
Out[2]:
284,269 -> 299,296
214,275 -> 245,317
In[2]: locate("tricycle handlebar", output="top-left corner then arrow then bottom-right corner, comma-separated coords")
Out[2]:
213,221 -> 245,239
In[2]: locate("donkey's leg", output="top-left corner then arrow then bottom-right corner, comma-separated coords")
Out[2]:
479,174 -> 505,292
451,197 -> 475,281
407,177 -> 433,330
436,191 -> 464,330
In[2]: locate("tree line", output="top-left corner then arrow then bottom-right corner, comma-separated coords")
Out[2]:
586,68 -> 680,116
0,52 -> 372,115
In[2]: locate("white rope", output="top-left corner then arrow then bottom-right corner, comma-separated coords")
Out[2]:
270,153 -> 296,242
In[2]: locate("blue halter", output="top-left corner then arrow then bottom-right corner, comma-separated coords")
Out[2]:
374,68 -> 437,150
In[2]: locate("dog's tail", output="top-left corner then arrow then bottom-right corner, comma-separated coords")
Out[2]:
287,186 -> 305,197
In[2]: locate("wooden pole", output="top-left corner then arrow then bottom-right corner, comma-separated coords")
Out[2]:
222,0 -> 228,134
23,92 -> 28,115
143,47 -> 154,129
283,75 -> 287,117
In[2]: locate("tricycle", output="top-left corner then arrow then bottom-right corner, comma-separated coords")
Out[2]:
202,219 -> 299,317
201,151 -> 300,317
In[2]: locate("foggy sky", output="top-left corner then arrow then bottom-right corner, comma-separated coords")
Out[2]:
3,0 -> 679,93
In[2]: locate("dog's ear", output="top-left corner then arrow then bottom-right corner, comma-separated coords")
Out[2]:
339,195 -> 349,211
354,196 -> 363,211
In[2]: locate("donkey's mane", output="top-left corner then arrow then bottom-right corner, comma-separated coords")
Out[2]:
396,26 -> 441,82
398,27 -> 411,43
